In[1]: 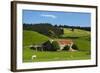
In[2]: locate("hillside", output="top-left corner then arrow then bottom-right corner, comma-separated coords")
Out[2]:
61,28 -> 90,51
23,28 -> 91,62
63,28 -> 90,38
23,23 -> 63,36
23,30 -> 50,46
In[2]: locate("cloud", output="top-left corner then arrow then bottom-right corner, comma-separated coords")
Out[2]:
40,14 -> 56,19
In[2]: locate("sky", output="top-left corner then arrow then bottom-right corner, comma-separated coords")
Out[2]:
22,10 -> 91,27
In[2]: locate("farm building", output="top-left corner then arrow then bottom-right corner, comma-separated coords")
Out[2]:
55,39 -> 76,51
42,39 -> 77,51
29,39 -> 78,51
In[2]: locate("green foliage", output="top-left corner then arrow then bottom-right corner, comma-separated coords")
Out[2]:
63,45 -> 70,51
23,23 -> 64,36
71,27 -> 74,32
30,46 -> 36,50
52,41 -> 60,51
72,44 -> 79,50
48,30 -> 57,38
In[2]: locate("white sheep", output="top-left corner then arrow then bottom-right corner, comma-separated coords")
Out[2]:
31,55 -> 37,60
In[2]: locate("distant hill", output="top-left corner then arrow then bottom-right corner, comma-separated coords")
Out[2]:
63,28 -> 90,38
62,28 -> 90,51
23,23 -> 64,37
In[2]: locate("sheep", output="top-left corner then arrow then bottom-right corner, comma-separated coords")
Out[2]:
31,55 -> 37,60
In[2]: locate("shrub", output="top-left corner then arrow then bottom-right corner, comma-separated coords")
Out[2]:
63,45 -> 70,51
30,46 -> 36,50
52,41 -> 60,51
48,30 -> 58,38
72,44 -> 79,50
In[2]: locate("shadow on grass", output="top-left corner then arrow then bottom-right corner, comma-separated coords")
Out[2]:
58,35 -> 90,41
58,36 -> 80,39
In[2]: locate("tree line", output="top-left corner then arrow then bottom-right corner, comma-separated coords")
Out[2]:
54,24 -> 91,31
23,23 -> 64,37
23,23 -> 90,37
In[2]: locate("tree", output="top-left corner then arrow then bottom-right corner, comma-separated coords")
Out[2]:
63,45 -> 70,51
52,41 -> 60,51
48,30 -> 58,38
54,24 -> 58,27
72,44 -> 79,50
71,27 -> 74,32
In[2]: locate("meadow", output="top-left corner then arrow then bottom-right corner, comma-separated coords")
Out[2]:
23,28 -> 91,62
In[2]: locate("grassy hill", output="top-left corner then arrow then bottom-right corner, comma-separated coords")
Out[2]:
23,30 -> 50,46
23,28 -> 91,62
63,28 -> 90,37
61,28 -> 91,51
23,30 -> 50,62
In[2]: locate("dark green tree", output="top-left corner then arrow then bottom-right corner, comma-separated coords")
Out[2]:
52,41 -> 60,51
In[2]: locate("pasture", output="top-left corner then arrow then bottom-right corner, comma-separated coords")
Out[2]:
23,28 -> 91,62
23,49 -> 90,62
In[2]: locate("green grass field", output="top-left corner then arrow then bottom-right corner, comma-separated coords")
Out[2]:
62,28 -> 91,51
23,30 -> 49,46
23,29 -> 91,62
23,49 -> 90,62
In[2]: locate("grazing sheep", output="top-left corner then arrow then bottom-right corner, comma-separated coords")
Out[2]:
31,55 -> 37,60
